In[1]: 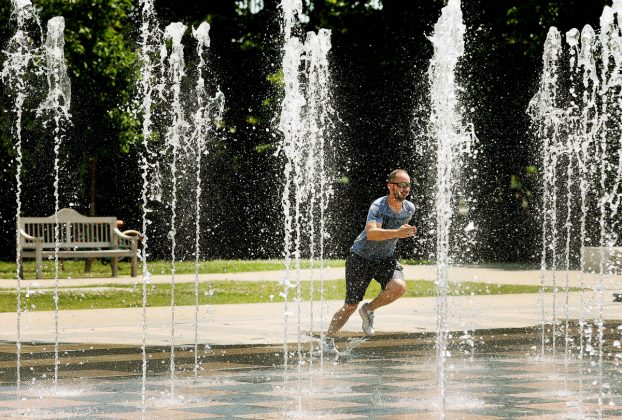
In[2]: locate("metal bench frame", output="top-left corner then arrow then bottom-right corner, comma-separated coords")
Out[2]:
17,208 -> 139,279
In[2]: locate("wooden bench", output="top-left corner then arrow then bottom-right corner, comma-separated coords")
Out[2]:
582,246 -> 622,274
17,208 -> 141,279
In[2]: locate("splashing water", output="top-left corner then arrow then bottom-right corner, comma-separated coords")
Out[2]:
37,16 -> 71,388
567,25 -> 590,407
302,29 -> 334,365
236,0 -> 265,14
529,27 -> 563,360
136,1 -> 224,406
191,22 -> 210,380
427,0 -> 471,416
279,1 -> 335,415
1,0 -> 44,399
137,0 -> 161,411
281,0 -> 301,41
279,0 -> 305,376
529,2 -> 622,416
162,21 -> 188,400
191,21 -> 225,378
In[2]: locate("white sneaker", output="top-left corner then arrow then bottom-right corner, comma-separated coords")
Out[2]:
320,338 -> 339,355
359,303 -> 375,336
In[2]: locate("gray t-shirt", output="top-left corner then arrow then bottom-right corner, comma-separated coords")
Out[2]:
350,196 -> 416,261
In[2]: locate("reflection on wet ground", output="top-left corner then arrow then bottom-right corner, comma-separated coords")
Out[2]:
0,322 -> 620,418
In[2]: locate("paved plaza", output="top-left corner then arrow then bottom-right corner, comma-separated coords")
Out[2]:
0,265 -> 620,418
0,326 -> 621,419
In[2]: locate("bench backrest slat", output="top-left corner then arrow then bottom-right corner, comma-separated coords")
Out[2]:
18,208 -> 117,249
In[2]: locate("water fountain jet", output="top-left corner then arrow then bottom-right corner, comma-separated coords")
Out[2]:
426,0 -> 474,415
529,2 -> 622,415
1,0 -> 44,398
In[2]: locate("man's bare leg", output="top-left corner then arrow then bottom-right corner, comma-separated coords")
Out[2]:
367,278 -> 406,312
325,279 -> 406,338
326,303 -> 358,337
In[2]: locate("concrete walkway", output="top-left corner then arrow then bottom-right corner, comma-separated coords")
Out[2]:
0,266 -> 620,346
3,264 -> 622,288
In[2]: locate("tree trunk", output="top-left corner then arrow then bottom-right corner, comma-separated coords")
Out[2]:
85,157 -> 97,273
89,157 -> 97,216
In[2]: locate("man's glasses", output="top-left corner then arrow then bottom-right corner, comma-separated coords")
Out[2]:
390,182 -> 411,189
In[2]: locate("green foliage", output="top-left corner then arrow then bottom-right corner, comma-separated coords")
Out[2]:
311,0 -> 381,31
0,259 -> 347,279
246,115 -> 260,125
0,0 -> 613,263
0,102 -> 15,171
255,143 -> 273,154
503,2 -> 556,55
33,0 -> 140,153
502,0 -> 610,58
265,69 -> 283,87
509,165 -> 538,210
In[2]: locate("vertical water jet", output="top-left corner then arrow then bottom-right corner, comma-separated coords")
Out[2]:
137,0 -> 162,409
427,0 -> 471,415
38,15 -> 71,387
1,0 -> 43,399
162,21 -> 188,399
191,21 -> 225,378
530,2 -> 622,415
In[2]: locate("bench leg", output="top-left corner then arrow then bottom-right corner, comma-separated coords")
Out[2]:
131,242 -> 138,277
17,257 -> 24,279
35,248 -> 42,280
111,257 -> 118,277
131,255 -> 137,277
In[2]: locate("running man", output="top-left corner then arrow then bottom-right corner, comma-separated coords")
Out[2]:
322,169 -> 416,354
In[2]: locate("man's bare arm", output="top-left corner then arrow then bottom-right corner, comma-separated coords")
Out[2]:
365,221 -> 417,241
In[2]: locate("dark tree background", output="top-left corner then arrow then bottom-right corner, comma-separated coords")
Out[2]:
0,0 -> 611,263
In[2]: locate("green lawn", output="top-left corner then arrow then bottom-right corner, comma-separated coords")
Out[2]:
1,258 -> 440,280
0,279 -> 560,312
0,258 -> 568,313
0,259 -> 346,279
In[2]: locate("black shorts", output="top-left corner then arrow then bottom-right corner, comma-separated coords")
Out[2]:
345,252 -> 404,304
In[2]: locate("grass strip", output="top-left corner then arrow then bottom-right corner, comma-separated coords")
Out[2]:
0,258 -> 437,280
0,259 -> 347,280
0,280 -> 563,312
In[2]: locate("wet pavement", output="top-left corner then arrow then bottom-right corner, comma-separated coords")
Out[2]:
0,325 -> 621,418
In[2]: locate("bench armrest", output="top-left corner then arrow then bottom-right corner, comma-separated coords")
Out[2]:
18,229 -> 42,243
114,228 -> 143,241
17,229 -> 44,279
114,228 -> 141,277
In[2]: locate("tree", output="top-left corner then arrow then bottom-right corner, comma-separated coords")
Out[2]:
33,0 -> 139,218
0,0 -> 613,261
